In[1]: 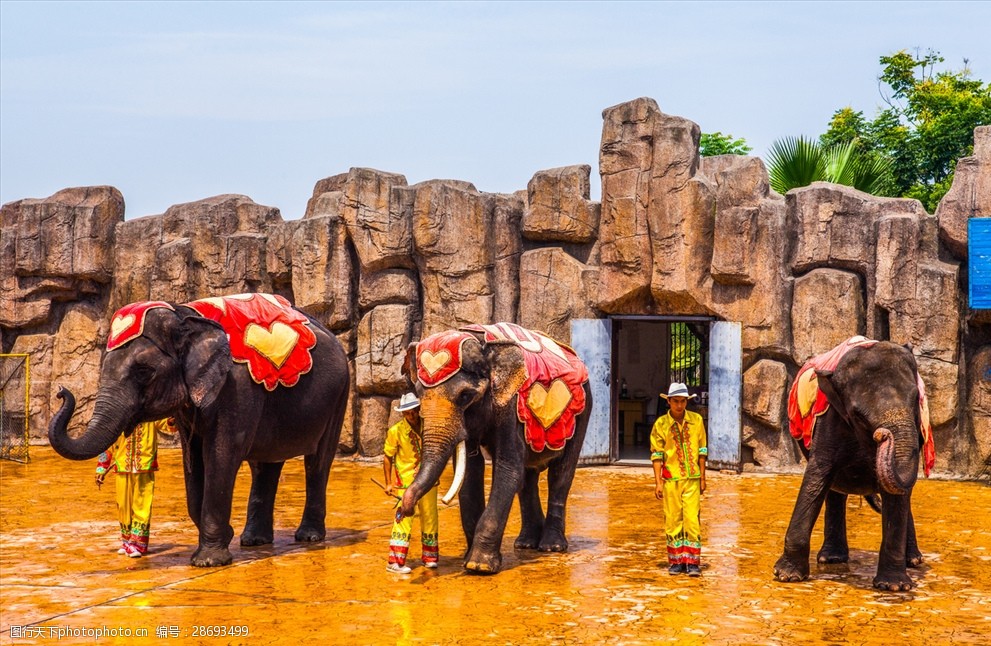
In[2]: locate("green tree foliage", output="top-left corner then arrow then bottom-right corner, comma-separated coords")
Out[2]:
700,132 -> 752,156
765,136 -> 893,196
821,49 -> 991,211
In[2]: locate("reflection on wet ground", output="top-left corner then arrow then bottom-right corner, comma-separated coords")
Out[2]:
2,448 -> 989,644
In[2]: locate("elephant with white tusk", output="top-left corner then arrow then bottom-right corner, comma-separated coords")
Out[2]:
396,323 -> 591,575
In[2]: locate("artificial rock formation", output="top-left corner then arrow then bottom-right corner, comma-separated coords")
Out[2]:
2,98 -> 988,476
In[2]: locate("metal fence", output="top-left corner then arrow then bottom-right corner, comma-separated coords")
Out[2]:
1,354 -> 30,463
669,322 -> 707,388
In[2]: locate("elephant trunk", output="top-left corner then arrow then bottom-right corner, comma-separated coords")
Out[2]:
48,385 -> 134,461
873,426 -> 918,495
399,412 -> 463,518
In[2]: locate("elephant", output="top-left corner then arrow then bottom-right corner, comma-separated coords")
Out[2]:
396,323 -> 591,574
773,338 -> 935,591
48,294 -> 349,567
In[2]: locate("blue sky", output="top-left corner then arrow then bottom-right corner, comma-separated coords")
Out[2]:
2,1 -> 989,220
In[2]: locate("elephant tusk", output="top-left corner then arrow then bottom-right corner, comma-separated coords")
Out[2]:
441,441 -> 467,505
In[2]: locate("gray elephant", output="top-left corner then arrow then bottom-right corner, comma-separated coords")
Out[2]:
49,294 -> 349,567
774,337 -> 935,591
396,323 -> 591,574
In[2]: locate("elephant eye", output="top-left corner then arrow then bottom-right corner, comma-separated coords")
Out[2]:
133,364 -> 156,384
456,389 -> 477,408
850,407 -> 870,425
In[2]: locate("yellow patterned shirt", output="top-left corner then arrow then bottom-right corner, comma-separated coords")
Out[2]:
96,419 -> 170,474
383,419 -> 422,489
650,410 -> 707,481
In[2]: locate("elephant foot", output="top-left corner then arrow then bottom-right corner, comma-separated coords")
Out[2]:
294,524 -> 326,543
873,570 -> 915,591
514,528 -> 542,550
191,545 -> 233,568
465,548 -> 502,574
906,549 -> 924,568
773,554 -> 810,583
816,548 -> 849,564
240,526 -> 273,547
538,530 -> 568,553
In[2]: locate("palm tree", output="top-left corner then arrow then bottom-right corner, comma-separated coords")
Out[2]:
766,136 -> 893,195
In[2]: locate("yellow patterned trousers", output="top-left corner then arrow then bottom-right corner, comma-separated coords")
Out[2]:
389,486 -> 439,567
662,478 -> 702,565
116,472 -> 155,554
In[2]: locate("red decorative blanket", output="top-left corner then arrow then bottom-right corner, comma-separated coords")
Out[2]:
787,336 -> 935,476
107,301 -> 176,351
185,294 -> 317,391
415,329 -> 475,388
415,323 -> 588,452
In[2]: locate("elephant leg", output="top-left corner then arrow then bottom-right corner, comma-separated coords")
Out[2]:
906,508 -> 924,567
458,449 -> 486,554
180,432 -> 205,530
465,459 -> 524,574
296,453 -> 330,542
190,447 -> 239,568
774,464 -> 831,582
241,461 -> 284,546
541,443 -> 582,553
817,490 -> 850,563
875,492 -> 915,590
297,403 -> 345,542
514,469 -> 544,550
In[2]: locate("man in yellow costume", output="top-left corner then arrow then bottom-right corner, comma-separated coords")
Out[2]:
383,393 -> 439,574
651,383 -> 707,576
95,418 -> 173,558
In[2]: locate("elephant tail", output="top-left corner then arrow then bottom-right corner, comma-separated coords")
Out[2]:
864,494 -> 882,514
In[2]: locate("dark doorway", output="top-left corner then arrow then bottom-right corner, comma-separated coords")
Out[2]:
613,317 -> 711,463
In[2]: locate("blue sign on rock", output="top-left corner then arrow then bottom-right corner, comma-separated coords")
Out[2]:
971,218 -> 991,309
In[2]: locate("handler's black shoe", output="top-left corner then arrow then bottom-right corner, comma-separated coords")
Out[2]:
668,563 -> 686,575
686,564 -> 701,577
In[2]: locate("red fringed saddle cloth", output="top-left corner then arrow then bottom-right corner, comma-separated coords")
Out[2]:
787,336 -> 935,476
107,294 -> 316,391
415,323 -> 588,452
185,293 -> 317,391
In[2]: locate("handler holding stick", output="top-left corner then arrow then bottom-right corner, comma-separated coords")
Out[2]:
382,393 -> 439,574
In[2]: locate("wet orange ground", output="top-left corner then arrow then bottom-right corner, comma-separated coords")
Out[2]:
1,448 -> 990,645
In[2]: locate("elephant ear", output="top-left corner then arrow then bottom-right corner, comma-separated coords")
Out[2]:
402,342 -> 418,386
484,343 -> 527,409
815,369 -> 852,425
176,312 -> 231,410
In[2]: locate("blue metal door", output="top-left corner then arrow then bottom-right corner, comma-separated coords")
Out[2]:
707,321 -> 742,470
570,319 -> 612,464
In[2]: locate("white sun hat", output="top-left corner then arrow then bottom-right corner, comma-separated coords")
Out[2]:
660,382 -> 697,400
394,392 -> 421,412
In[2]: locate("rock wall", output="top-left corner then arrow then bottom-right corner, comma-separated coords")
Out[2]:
2,99 -> 988,476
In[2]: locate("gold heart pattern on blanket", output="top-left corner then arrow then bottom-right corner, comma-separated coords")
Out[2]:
184,293 -> 316,390
419,349 -> 452,379
106,301 -> 176,351
244,322 -> 300,369
526,379 -> 574,430
110,314 -> 136,340
795,368 -> 820,418
415,329 -> 474,387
